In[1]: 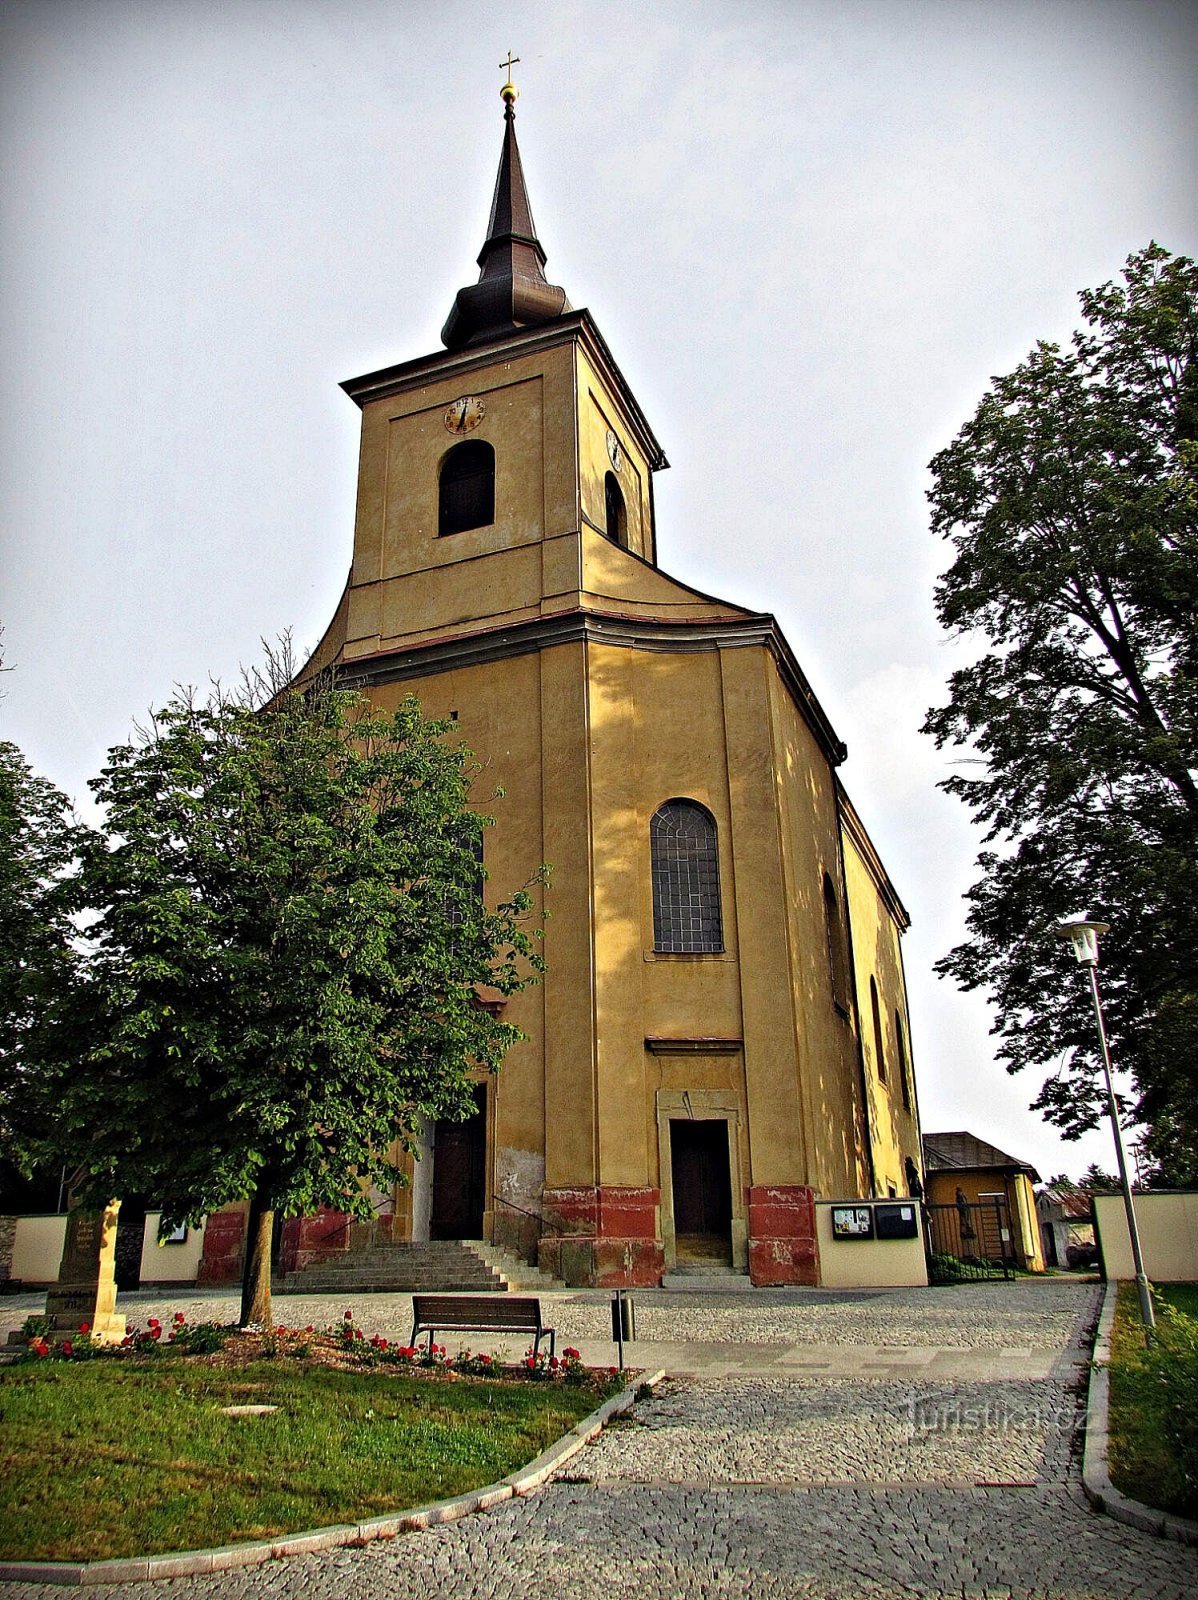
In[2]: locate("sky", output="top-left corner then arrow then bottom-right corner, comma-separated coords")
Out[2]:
2,0 -> 1196,1186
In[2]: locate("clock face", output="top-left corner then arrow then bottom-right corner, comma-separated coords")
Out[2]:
605,428 -> 623,471
445,395 -> 486,435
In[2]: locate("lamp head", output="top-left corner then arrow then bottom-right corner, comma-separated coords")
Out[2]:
1054,916 -> 1110,967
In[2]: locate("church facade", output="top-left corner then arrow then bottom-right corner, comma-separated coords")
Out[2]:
211,87 -> 922,1290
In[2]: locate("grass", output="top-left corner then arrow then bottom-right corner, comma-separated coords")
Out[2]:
0,1359 -> 607,1562
1106,1282 -> 1198,1521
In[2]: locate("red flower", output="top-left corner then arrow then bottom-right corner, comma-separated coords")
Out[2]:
173,1311 -> 185,1324
549,1356 -> 559,1368
306,1325 -> 314,1333
79,1322 -> 90,1335
62,1341 -> 73,1356
151,1326 -> 162,1340
344,1310 -> 353,1320
608,1367 -> 618,1375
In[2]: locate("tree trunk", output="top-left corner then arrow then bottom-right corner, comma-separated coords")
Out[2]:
240,1189 -> 274,1329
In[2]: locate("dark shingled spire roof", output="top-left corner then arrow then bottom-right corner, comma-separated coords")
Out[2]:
441,92 -> 570,350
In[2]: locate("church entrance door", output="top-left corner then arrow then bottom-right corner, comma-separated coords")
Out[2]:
431,1085 -> 487,1239
670,1119 -> 732,1265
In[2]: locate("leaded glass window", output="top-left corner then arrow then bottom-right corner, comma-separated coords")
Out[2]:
650,800 -> 723,953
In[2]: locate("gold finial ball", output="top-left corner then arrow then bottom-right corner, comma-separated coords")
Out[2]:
500,80 -> 518,105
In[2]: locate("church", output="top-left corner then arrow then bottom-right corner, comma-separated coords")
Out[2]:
209,80 -> 923,1291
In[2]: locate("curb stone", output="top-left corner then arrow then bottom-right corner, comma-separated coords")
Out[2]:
1081,1280 -> 1198,1547
0,1369 -> 665,1587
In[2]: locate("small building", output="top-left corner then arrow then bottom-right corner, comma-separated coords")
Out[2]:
922,1131 -> 1044,1273
1036,1184 -> 1096,1269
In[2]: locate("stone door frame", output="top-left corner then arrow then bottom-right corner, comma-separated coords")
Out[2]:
656,1088 -> 748,1272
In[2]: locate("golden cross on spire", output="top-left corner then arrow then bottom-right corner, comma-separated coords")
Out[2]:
499,51 -> 520,108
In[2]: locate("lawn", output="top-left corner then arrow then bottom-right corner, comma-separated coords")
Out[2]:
0,1358 -> 607,1562
1106,1282 -> 1198,1521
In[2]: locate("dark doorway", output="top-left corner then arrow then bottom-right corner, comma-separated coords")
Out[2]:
114,1202 -> 146,1291
431,1085 -> 488,1239
670,1119 -> 732,1263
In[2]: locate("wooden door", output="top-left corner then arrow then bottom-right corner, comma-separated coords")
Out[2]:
431,1085 -> 488,1239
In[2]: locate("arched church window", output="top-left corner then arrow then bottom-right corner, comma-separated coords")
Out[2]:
439,440 -> 495,537
895,1009 -> 912,1112
823,872 -> 850,1013
650,800 -> 723,953
604,472 -> 627,545
870,976 -> 887,1083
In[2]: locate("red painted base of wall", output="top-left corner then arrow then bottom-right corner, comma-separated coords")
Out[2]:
746,1185 -> 819,1286
279,1210 -> 351,1276
540,1186 -> 664,1287
196,1209 -> 245,1285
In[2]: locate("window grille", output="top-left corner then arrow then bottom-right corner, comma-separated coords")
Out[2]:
650,800 -> 723,953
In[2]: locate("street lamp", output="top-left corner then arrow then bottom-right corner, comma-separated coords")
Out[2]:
1053,916 -> 1155,1334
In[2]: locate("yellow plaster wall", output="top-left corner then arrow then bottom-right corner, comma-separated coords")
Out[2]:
765,671 -> 868,1197
842,821 -> 921,1196
577,346 -> 653,560
344,343 -> 583,659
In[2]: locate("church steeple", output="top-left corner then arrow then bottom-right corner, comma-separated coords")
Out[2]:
441,72 -> 570,351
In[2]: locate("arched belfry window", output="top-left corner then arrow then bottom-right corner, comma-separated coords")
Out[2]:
823,872 -> 850,1013
650,800 -> 722,953
439,440 -> 495,537
604,472 -> 626,545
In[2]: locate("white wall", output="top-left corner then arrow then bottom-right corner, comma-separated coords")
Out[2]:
139,1212 -> 206,1282
1093,1191 -> 1198,1283
11,1215 -> 68,1283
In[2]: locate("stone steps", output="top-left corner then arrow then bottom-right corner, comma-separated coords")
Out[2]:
274,1240 -> 505,1295
460,1239 -> 567,1292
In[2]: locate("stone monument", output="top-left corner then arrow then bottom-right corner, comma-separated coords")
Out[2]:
43,1200 -> 127,1344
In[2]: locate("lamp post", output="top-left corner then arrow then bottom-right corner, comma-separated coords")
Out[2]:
1053,917 -> 1155,1334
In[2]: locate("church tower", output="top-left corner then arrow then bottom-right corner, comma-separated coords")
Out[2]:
297,78 -> 921,1286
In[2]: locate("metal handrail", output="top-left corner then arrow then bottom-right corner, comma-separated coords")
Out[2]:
494,1194 -> 544,1224
308,1196 -> 395,1249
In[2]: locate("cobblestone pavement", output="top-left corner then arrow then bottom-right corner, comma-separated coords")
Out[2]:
4,1280 -> 1196,1599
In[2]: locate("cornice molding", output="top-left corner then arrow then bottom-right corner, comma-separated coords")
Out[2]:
340,310 -> 668,472
336,605 -> 847,768
837,781 -> 910,929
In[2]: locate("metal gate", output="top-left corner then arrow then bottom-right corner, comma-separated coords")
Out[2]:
924,1195 -> 1016,1282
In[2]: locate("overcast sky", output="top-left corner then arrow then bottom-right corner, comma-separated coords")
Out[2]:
3,0 -> 1195,1186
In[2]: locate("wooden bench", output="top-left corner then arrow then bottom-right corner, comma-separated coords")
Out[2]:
409,1294 -> 555,1360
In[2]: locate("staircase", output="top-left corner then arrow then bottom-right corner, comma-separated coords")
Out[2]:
460,1240 -> 566,1292
274,1240 -> 506,1295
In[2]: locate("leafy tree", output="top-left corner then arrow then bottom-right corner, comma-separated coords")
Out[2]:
924,243 -> 1198,1183
39,663 -> 544,1325
0,740 -> 88,1156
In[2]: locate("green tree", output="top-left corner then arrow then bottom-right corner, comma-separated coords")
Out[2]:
43,664 -> 544,1326
0,740 -> 88,1155
924,243 -> 1198,1183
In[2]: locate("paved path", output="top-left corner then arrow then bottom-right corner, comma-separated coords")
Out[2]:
3,1280 -> 1196,1598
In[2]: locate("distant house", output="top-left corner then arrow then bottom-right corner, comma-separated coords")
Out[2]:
922,1131 -> 1045,1272
1036,1184 -> 1095,1268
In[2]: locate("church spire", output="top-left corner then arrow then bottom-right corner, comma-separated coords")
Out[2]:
441,68 -> 570,351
